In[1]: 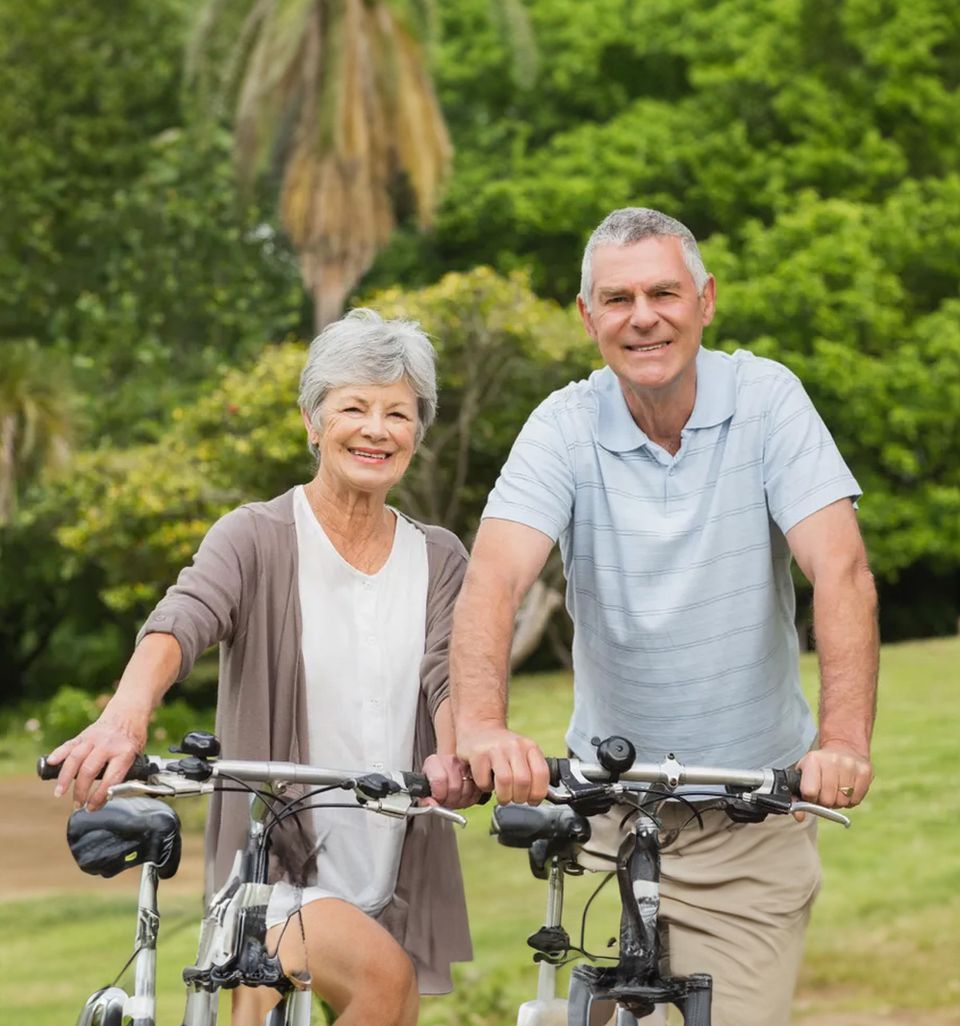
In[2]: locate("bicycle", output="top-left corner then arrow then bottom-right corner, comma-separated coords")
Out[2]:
38,730 -> 466,1026
492,735 -> 851,1026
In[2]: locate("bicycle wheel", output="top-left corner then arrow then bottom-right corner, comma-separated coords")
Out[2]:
74,986 -> 126,1026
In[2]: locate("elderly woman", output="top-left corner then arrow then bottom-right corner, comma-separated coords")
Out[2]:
48,309 -> 479,1025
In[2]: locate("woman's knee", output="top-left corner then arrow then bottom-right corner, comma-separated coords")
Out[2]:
350,941 -> 418,1022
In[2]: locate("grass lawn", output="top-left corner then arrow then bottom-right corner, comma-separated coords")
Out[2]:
1,637 -> 957,1024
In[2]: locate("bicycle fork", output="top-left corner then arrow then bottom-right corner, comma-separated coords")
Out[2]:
568,820 -> 712,1026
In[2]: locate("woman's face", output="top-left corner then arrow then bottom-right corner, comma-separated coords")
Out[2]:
307,379 -> 419,498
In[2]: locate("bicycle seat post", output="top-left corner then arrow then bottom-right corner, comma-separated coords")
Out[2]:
537,858 -> 565,1002
129,862 -> 160,1026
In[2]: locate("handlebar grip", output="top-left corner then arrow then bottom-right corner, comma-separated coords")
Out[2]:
401,771 -> 432,799
783,767 -> 802,796
36,754 -> 155,783
545,757 -> 562,787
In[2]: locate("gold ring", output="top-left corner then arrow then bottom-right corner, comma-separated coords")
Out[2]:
839,785 -> 854,798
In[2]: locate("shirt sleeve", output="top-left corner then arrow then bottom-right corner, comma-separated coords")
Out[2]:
763,370 -> 862,535
136,507 -> 255,679
420,527 -> 468,720
481,400 -> 576,542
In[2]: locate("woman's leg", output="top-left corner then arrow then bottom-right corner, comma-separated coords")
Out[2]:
232,897 -> 418,1026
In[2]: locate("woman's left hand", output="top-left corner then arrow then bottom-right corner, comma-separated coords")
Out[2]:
421,753 -> 485,809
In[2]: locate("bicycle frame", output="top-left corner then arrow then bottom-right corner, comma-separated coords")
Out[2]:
41,740 -> 461,1026
501,739 -> 851,1026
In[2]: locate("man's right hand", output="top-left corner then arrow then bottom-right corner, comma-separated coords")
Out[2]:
457,723 -> 551,805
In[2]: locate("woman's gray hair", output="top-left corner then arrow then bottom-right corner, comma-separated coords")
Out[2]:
579,207 -> 710,308
298,307 -> 438,461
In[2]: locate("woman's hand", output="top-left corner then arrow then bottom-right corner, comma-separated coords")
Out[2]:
46,708 -> 148,811
421,753 -> 485,810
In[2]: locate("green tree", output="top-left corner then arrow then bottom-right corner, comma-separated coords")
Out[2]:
190,0 -> 452,329
53,269 -> 590,672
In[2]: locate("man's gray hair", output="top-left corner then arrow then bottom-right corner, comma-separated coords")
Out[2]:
298,307 -> 438,460
579,207 -> 710,308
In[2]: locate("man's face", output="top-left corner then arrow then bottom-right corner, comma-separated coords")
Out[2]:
578,237 -> 716,401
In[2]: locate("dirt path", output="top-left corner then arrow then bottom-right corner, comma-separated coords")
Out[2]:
0,773 -> 205,898
3,776 -> 957,1025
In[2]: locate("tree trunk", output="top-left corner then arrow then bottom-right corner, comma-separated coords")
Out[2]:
311,265 -> 353,333
0,413 -> 17,527
510,578 -> 564,670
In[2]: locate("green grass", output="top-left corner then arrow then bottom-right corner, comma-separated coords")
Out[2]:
1,637 -> 957,1024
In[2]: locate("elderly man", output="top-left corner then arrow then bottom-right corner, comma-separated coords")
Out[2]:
451,207 -> 878,1025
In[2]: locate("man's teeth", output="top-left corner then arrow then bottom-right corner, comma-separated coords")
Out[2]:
630,342 -> 669,352
351,450 -> 387,460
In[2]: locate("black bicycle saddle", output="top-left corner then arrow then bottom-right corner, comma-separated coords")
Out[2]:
67,797 -> 182,880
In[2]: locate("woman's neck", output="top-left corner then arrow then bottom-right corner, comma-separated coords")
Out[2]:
303,476 -> 396,573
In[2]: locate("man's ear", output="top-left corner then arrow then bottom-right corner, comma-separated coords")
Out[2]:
577,294 -> 597,341
700,275 -> 717,327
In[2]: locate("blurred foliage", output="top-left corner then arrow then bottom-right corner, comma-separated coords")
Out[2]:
0,0 -> 307,443
53,269 -> 588,622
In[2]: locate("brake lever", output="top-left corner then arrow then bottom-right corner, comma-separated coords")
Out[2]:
107,780 -> 213,799
407,805 -> 468,827
791,802 -> 851,827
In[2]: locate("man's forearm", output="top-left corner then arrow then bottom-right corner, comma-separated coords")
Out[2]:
812,562 -> 879,756
450,565 -> 517,732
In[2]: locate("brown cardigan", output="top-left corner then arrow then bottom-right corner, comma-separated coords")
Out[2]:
138,488 -> 472,993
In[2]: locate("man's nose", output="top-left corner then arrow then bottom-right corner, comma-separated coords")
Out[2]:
630,295 -> 659,330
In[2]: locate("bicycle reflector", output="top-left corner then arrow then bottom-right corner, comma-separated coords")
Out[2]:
67,797 -> 182,880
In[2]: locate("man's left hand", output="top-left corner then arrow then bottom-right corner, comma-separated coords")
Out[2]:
796,743 -> 873,810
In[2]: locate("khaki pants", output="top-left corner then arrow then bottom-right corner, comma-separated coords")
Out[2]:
577,803 -> 821,1026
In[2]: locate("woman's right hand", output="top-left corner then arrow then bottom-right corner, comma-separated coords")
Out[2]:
46,708 -> 148,810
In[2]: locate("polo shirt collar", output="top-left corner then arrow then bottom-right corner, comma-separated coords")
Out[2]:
596,347 -> 737,453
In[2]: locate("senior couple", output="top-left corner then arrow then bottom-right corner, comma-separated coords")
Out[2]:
50,207 -> 878,1026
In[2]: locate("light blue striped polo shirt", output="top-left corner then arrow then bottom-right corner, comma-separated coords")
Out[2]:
483,347 -> 861,769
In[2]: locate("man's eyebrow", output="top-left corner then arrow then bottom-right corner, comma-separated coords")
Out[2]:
647,279 -> 683,291
597,286 -> 631,298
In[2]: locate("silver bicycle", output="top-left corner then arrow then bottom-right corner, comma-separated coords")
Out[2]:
38,730 -> 466,1025
493,735 -> 851,1026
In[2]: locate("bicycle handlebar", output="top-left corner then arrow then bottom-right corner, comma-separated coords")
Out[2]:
37,749 -> 463,825
546,755 -> 801,795
543,744 -> 850,827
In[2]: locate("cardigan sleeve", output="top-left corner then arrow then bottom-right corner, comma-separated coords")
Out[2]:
137,506 -> 259,680
420,525 -> 468,720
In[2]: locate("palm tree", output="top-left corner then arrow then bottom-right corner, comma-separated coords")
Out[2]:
0,341 -> 71,526
189,0 -> 452,330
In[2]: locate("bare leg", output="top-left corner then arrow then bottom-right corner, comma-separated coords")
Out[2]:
231,897 -> 418,1026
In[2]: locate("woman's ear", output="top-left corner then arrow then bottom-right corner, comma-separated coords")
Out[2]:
301,408 -> 318,445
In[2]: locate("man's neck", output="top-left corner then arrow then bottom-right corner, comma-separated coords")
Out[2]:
619,371 -> 696,456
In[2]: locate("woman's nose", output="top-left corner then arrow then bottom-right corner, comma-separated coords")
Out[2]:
361,411 -> 387,438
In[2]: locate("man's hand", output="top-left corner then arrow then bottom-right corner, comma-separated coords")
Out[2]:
457,722 -> 550,805
796,742 -> 873,810
421,753 -> 485,810
46,710 -> 147,811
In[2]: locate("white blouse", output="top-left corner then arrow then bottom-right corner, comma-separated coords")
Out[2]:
267,486 -> 428,924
